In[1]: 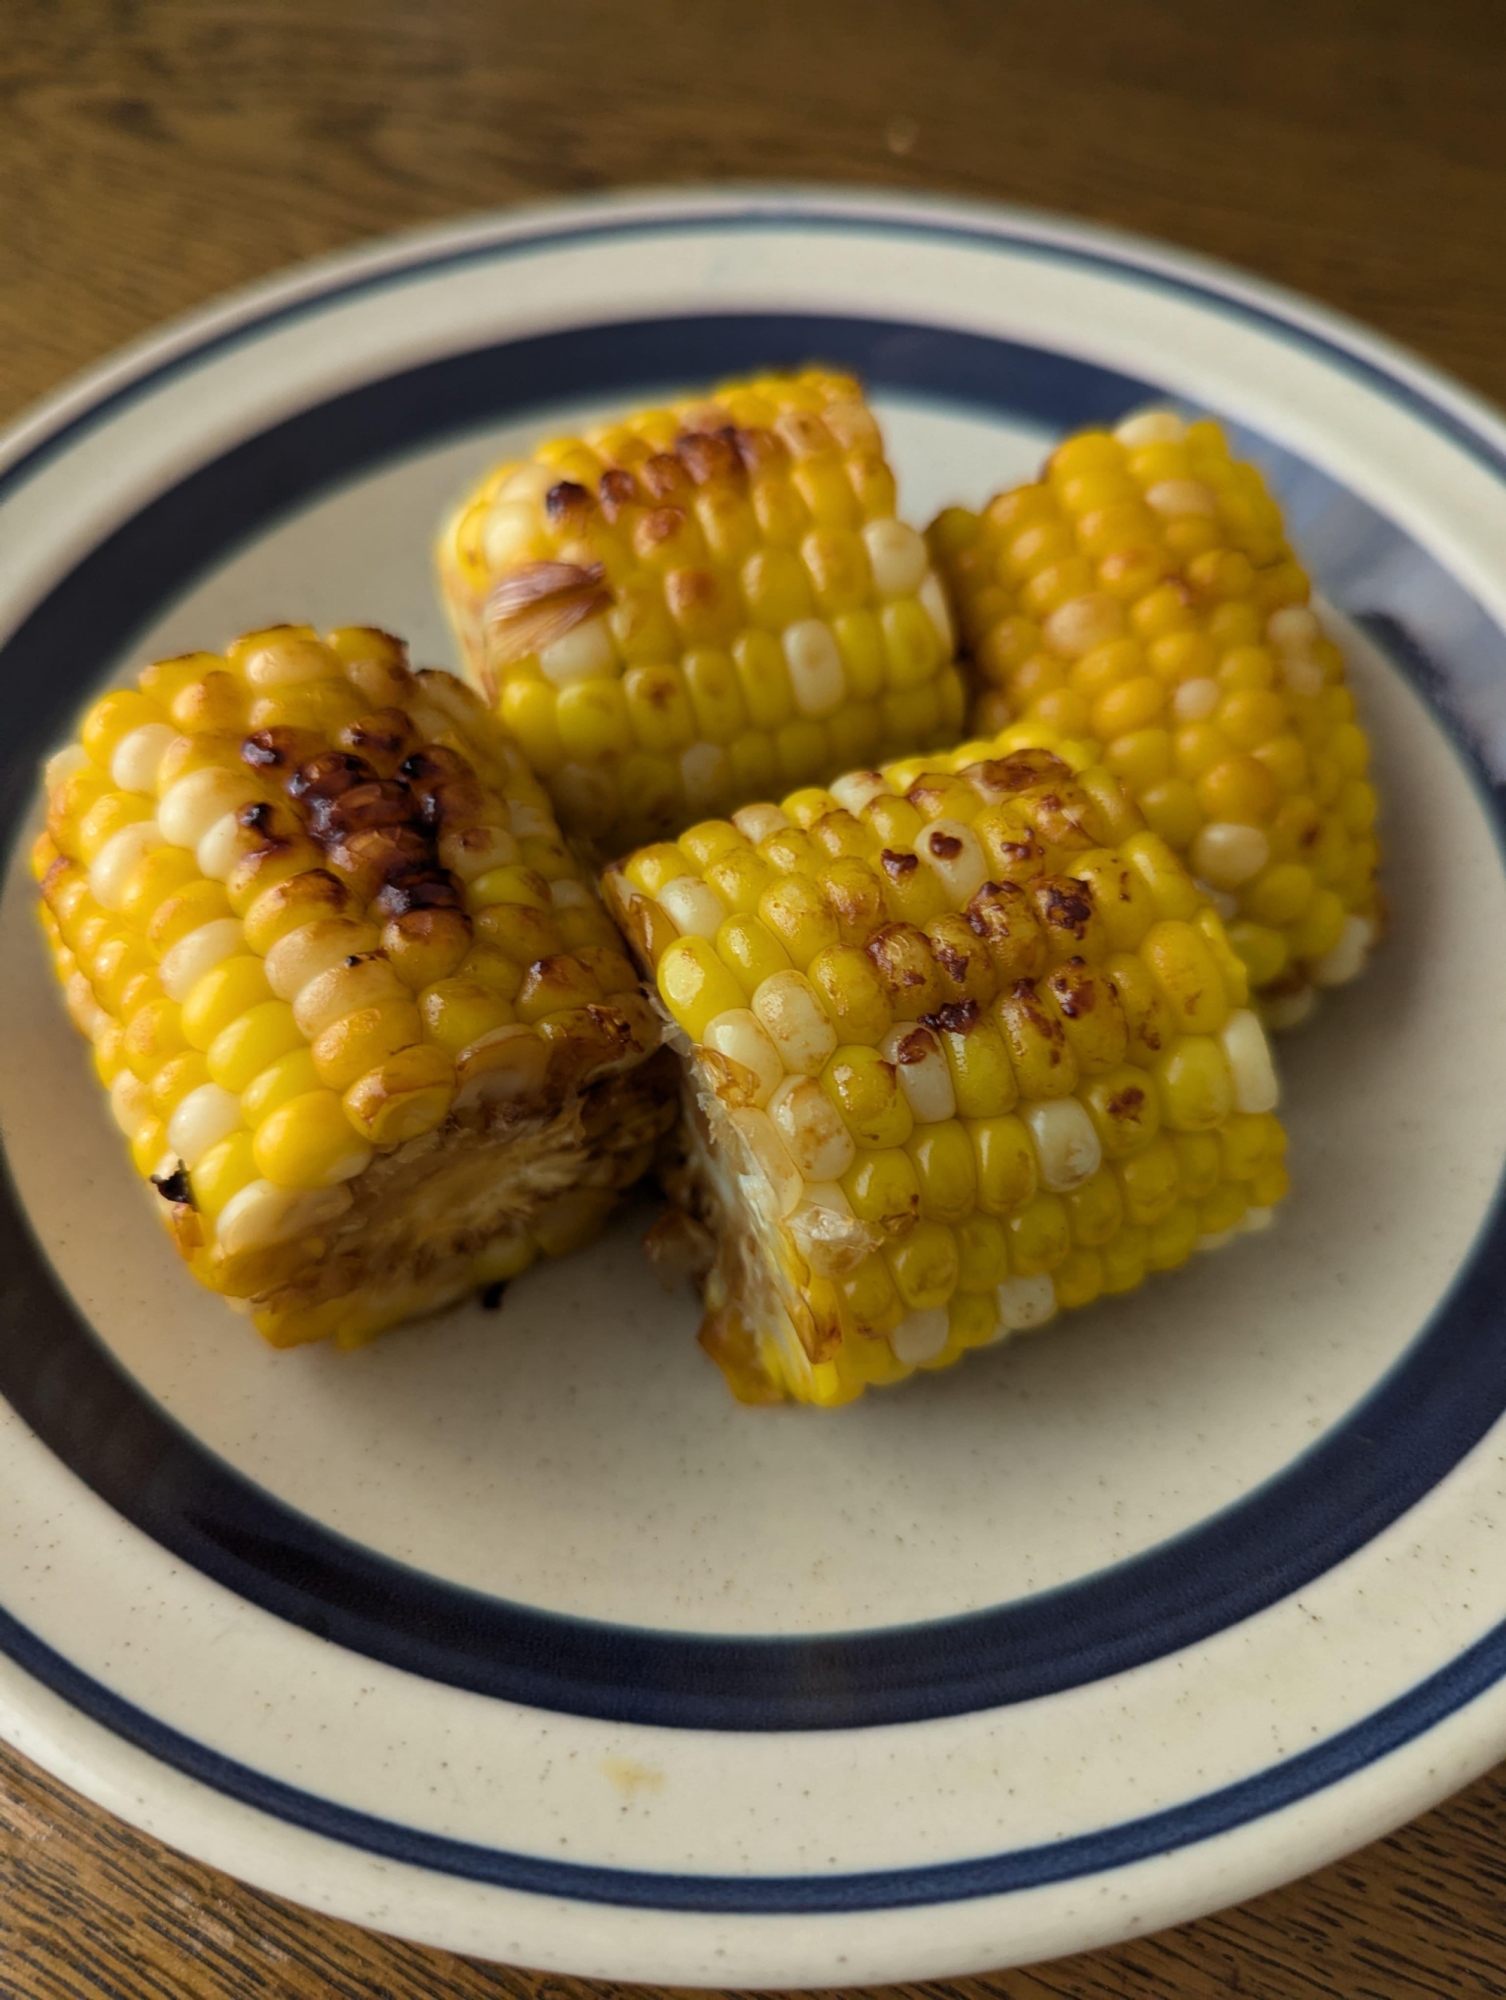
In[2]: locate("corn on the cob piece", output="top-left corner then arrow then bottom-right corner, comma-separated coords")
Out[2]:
35,626 -> 674,1350
606,738 -> 1288,1406
437,367 -> 967,857
928,410 -> 1380,1024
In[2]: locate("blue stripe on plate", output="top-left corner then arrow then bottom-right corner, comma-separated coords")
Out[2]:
2,1585 -> 1503,1910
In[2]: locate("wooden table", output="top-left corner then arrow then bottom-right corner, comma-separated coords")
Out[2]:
4,2 -> 1506,1993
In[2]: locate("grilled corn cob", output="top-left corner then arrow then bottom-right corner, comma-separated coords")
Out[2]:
928,410 -> 1380,1024
606,739 -> 1288,1406
34,626 -> 673,1349
437,367 -> 967,856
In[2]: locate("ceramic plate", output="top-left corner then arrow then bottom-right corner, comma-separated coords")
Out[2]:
3,188 -> 1506,1986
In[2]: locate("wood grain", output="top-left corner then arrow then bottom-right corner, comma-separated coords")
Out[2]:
3,0 -> 1506,1992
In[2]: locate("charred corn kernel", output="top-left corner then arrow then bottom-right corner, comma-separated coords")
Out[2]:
933,412 -> 1380,1006
438,370 -> 961,856
621,728 -> 1289,1402
40,625 -> 671,1349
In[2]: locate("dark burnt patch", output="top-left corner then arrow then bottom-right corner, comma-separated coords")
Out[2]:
921,998 -> 981,1036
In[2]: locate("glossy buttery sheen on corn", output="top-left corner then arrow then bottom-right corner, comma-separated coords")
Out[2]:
928,410 -> 1380,1025
437,368 -> 967,855
35,627 -> 672,1348
606,741 -> 1288,1406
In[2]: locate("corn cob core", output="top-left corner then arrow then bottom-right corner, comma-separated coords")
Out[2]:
34,626 -> 674,1349
437,368 -> 967,857
928,409 -> 1380,1026
606,737 -> 1289,1407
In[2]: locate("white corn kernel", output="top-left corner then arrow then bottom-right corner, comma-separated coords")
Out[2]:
1115,408 -> 1186,447
158,767 -> 259,848
1042,592 -> 1123,660
110,723 -> 177,795
197,810 -> 251,882
1220,1008 -> 1280,1114
918,571 -> 956,652
730,1107 -> 803,1218
159,918 -> 244,1001
168,1083 -> 243,1169
1145,478 -> 1218,518
768,1074 -> 856,1182
64,973 -> 107,1040
1172,677 -> 1220,723
89,820 -> 165,910
680,741 -> 729,811
498,462 -> 556,505
996,1273 -> 1058,1330
829,770 -> 890,816
1191,822 -> 1270,889
751,971 -> 837,1076
658,875 -> 725,940
548,877 -> 593,912
538,617 -> 614,688
481,500 -> 544,571
1024,1098 -> 1103,1192
881,1024 -> 955,1123
109,1069 -> 152,1137
241,636 -> 337,688
1195,1227 -> 1235,1254
45,744 -> 90,793
890,1307 -> 950,1366
702,1009 -> 783,1106
916,819 -> 988,905
1310,914 -> 1374,988
732,802 -> 791,844
215,1179 -> 353,1254
1242,1205 -> 1276,1232
293,956 -> 407,1039
782,620 -> 845,719
263,919 -> 381,1002
862,518 -> 928,598
508,800 -> 555,841
1266,606 -> 1320,651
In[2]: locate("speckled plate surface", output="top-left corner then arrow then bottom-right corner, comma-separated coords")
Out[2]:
2,189 -> 1506,1985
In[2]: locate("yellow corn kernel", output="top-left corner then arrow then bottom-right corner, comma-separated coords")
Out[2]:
1155,1037 -> 1234,1131
191,1132 -> 259,1222
807,945 -> 893,1045
253,1089 -> 373,1189
419,978 -> 517,1055
206,1000 -> 304,1093
969,1114 -> 1037,1215
994,983 -> 1077,1100
1141,920 -> 1231,1035
905,1121 -> 978,1224
1008,1192 -> 1071,1273
758,876 -> 840,970
659,936 -> 747,1040
1117,1135 -> 1181,1225
311,1000 -> 424,1092
823,1046 -> 914,1149
150,1051 -> 211,1117
241,1047 -> 322,1127
181,956 -> 273,1051
343,1043 -> 456,1145
843,1147 -> 922,1235
715,912 -> 792,995
1066,1164 -> 1124,1245
955,1212 -> 1011,1291
1173,1131 -> 1223,1200
884,1219 -> 960,1311
1147,1202 -> 1199,1271
1053,1247 -> 1103,1310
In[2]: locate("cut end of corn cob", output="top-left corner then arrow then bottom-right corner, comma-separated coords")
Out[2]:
927,409 -> 1381,1020
608,736 -> 1289,1406
36,625 -> 674,1350
436,367 -> 967,857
